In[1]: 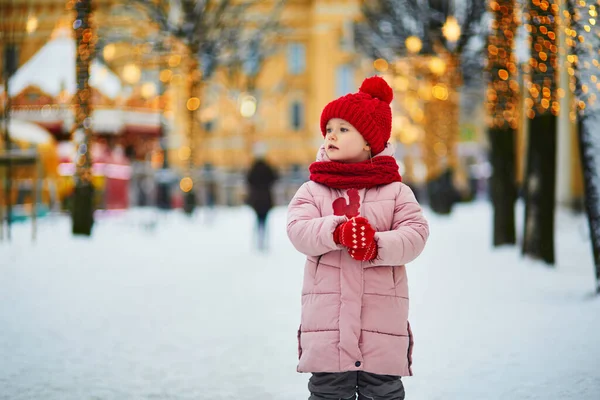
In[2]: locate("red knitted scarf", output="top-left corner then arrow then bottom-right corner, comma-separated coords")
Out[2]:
309,156 -> 402,189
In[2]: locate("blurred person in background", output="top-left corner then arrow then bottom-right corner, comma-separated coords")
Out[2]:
246,143 -> 278,251
287,76 -> 429,400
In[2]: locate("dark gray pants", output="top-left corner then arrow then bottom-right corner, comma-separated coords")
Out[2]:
308,371 -> 405,400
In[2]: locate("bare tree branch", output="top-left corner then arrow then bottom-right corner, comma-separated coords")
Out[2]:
356,0 -> 486,59
105,0 -> 286,80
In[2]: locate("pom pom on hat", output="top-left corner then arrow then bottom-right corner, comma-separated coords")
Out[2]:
320,76 -> 393,155
359,76 -> 393,104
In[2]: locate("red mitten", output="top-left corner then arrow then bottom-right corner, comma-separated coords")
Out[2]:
348,239 -> 378,261
333,217 -> 375,249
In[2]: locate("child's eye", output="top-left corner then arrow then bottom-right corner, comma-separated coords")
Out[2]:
341,128 -> 348,132
326,128 -> 332,133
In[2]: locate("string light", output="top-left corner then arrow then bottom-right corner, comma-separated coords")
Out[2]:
26,16 -> 38,34
405,36 -> 423,54
123,63 -> 141,84
523,0 -> 559,119
141,82 -> 157,99
373,58 -> 389,72
564,0 -> 600,121
186,97 -> 200,111
159,69 -> 172,82
73,0 -> 94,184
487,0 -> 519,129
180,177 -> 193,192
428,56 -> 447,76
168,54 -> 181,68
421,52 -> 461,180
432,84 -> 449,100
102,44 -> 116,61
442,16 -> 461,42
179,146 -> 191,161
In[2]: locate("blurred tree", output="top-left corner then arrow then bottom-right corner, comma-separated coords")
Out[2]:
521,0 -> 559,265
0,0 -> 22,240
131,0 -> 285,214
565,0 -> 600,292
486,0 -> 519,246
72,0 -> 95,236
355,0 -> 486,214
155,38 -> 173,210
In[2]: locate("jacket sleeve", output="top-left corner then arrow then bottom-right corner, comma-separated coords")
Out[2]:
367,183 -> 429,267
287,183 -> 348,257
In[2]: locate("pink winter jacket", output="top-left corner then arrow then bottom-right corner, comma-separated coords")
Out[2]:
287,145 -> 429,376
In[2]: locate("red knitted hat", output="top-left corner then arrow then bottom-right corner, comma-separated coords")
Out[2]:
320,76 -> 393,156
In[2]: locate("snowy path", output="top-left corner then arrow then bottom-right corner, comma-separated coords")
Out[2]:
0,203 -> 599,400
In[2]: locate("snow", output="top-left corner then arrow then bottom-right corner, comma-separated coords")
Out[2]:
9,35 -> 122,99
1,201 -> 599,399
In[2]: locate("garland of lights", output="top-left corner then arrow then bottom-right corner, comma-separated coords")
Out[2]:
73,0 -> 94,184
181,56 -> 201,194
487,0 -> 519,129
564,0 -> 599,120
524,0 -> 559,120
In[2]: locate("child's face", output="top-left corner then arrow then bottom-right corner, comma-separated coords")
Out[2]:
324,118 -> 370,163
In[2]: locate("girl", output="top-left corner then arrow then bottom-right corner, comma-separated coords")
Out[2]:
287,76 -> 429,400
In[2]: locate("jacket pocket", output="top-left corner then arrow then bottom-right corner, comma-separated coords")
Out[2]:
297,325 -> 303,360
392,266 -> 397,296
314,255 -> 322,282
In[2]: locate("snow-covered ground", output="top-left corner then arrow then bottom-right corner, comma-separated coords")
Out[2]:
0,202 -> 598,400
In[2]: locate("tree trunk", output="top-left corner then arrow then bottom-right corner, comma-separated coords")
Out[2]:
577,114 -> 600,293
488,126 -> 517,246
423,54 -> 461,215
522,113 -> 557,264
3,43 -> 18,240
487,0 -> 518,246
183,55 -> 200,215
72,183 -> 95,234
565,0 -> 600,293
156,45 -> 171,210
521,0 -> 558,264
71,0 -> 94,236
